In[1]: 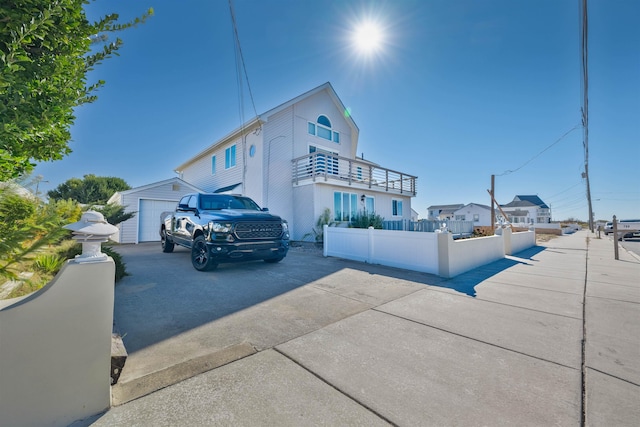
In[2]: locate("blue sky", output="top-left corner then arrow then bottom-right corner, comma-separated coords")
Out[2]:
33,0 -> 639,221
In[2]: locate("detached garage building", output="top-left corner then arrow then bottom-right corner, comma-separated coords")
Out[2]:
108,177 -> 202,244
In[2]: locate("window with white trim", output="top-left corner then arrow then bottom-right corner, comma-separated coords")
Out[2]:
392,200 -> 403,217
334,191 -> 358,221
308,115 -> 340,143
211,155 -> 216,175
225,145 -> 236,169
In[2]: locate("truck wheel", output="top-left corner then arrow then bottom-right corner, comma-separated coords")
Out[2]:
161,228 -> 174,253
191,235 -> 217,271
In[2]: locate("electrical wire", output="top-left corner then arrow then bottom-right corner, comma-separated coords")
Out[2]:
495,124 -> 581,177
228,0 -> 259,122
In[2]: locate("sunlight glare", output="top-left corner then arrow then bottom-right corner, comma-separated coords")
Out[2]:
353,21 -> 384,54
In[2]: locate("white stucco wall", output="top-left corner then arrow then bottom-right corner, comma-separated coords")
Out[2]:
0,258 -> 115,427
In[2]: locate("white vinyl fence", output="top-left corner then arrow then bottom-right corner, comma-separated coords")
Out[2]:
323,227 -> 439,274
324,226 -> 535,278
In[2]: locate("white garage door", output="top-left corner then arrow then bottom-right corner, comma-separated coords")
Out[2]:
138,199 -> 178,242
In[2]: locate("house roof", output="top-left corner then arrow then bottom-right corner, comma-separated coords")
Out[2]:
501,200 -> 537,208
427,204 -> 465,211
459,203 -> 491,211
175,82 -> 360,172
107,177 -> 203,203
427,204 -> 465,216
512,195 -> 549,209
214,183 -> 241,193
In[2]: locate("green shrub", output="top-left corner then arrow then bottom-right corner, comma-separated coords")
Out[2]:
33,253 -> 66,274
349,211 -> 384,229
303,208 -> 336,242
103,245 -> 128,282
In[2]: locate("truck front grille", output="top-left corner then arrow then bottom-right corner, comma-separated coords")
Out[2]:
234,222 -> 283,240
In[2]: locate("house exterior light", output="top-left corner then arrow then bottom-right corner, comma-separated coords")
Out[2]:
64,211 -> 118,263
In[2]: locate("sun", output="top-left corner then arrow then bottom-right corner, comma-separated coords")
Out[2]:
352,21 -> 384,54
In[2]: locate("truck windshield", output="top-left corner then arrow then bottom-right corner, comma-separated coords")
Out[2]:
199,195 -> 261,211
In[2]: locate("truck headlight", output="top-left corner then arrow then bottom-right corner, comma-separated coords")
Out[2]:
282,221 -> 290,239
209,221 -> 232,233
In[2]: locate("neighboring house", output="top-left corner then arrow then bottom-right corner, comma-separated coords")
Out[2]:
500,195 -> 551,225
411,208 -> 419,222
173,82 -> 418,241
427,204 -> 464,221
108,177 -> 202,243
452,203 -> 492,226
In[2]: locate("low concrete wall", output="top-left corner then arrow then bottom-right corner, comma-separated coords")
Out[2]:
444,233 -> 505,278
324,226 -> 439,274
0,258 -> 115,427
324,227 -> 536,278
511,230 -> 536,254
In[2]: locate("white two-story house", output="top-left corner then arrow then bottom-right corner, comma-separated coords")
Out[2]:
173,82 -> 417,241
500,195 -> 552,226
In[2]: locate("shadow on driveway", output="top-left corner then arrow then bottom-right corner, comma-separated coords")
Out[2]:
111,242 -> 546,355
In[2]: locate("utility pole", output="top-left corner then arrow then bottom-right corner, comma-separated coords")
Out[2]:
490,174 -> 495,231
581,0 -> 594,232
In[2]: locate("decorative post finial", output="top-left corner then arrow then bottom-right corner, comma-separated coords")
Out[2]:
64,211 -> 118,262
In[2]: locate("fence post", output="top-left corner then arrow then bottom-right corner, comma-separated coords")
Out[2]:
613,216 -> 619,260
437,231 -> 451,278
368,226 -> 375,263
503,227 -> 512,256
323,224 -> 328,257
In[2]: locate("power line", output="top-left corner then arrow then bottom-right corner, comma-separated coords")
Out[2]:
542,181 -> 584,201
495,124 -> 581,177
228,0 -> 259,123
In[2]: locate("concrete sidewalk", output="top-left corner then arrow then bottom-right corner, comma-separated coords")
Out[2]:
80,230 -> 639,426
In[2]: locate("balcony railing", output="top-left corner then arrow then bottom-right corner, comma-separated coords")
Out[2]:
292,153 -> 417,196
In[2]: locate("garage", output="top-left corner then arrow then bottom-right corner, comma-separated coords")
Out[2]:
138,199 -> 179,242
107,178 -> 202,244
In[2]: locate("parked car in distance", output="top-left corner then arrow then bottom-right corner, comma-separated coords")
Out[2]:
604,222 -> 613,235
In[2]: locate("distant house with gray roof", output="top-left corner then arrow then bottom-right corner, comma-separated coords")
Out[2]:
500,195 -> 551,225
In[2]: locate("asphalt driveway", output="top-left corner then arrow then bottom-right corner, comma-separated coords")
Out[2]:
111,242 -> 447,402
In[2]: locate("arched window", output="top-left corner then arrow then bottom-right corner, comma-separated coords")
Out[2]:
308,114 -> 340,143
317,115 -> 331,127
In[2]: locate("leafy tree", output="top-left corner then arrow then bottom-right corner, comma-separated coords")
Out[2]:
0,1 -> 153,179
47,174 -> 130,204
93,202 -> 136,225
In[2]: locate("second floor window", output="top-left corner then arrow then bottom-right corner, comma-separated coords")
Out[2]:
308,115 -> 340,143
225,145 -> 236,169
211,155 -> 216,175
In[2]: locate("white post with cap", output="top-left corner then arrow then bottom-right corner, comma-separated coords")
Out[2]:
64,210 -> 119,263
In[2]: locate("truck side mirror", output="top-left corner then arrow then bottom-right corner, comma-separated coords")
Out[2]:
261,207 -> 269,212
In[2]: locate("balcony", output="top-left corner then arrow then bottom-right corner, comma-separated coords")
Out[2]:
292,152 -> 417,196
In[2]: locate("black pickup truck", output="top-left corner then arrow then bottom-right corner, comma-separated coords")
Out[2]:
160,193 -> 289,271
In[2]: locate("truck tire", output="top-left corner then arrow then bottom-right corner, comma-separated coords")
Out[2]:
161,228 -> 174,253
191,235 -> 217,271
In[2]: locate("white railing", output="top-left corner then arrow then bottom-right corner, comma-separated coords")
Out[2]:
292,153 -> 417,195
